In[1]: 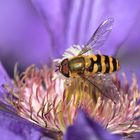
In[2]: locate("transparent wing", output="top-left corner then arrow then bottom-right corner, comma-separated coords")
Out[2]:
78,17 -> 114,55
82,73 -> 120,103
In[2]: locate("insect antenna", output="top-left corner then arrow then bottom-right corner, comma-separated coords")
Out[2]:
55,65 -> 60,72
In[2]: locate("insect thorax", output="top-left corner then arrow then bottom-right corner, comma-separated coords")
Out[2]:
68,56 -> 85,76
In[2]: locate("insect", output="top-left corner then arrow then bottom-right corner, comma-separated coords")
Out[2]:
56,18 -> 120,103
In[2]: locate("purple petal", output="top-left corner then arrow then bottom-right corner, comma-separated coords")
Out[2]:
64,110 -> 121,140
0,106 -> 50,140
0,109 -> 41,140
0,63 -> 11,97
0,0 -> 54,75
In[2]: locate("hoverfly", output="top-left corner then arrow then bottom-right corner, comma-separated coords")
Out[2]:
56,18 -> 120,103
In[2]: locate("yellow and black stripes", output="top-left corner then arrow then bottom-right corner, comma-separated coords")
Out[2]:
88,55 -> 120,74
60,54 -> 120,78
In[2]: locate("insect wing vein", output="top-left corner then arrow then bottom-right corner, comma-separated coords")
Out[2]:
78,17 -> 114,55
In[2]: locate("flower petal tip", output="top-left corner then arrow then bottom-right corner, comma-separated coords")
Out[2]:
64,110 -> 121,140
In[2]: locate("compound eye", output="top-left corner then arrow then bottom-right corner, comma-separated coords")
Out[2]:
62,61 -> 68,72
61,59 -> 68,66
63,61 -> 67,66
61,59 -> 69,77
63,65 -> 68,72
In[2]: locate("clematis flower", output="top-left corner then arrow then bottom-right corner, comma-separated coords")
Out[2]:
0,1 -> 140,140
0,53 -> 140,140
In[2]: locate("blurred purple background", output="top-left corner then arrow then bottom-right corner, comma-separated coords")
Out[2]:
0,0 -> 140,81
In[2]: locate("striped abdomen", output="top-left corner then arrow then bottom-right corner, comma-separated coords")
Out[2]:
87,54 -> 120,74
